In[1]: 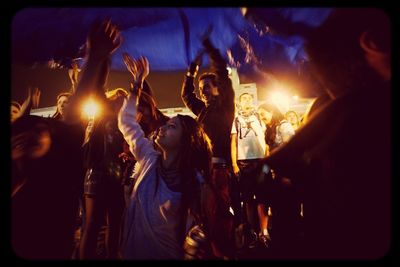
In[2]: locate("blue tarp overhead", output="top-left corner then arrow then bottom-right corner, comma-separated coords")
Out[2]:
12,8 -> 332,76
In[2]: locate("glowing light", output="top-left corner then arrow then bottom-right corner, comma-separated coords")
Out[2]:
229,207 -> 235,216
271,91 -> 290,113
292,95 -> 299,101
240,7 -> 248,16
226,66 -> 232,75
82,99 -> 100,119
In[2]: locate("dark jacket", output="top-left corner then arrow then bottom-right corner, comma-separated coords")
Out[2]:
181,39 -> 235,162
265,82 -> 391,259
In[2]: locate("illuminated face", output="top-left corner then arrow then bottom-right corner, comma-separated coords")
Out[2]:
286,112 -> 299,125
155,116 -> 183,152
258,107 -> 273,125
57,95 -> 69,118
199,78 -> 219,103
239,93 -> 254,110
11,105 -> 20,122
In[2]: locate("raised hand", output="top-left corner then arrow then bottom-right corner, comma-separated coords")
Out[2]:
127,56 -> 149,97
187,49 -> 205,77
193,48 -> 205,67
68,61 -> 80,90
30,87 -> 41,109
123,52 -> 139,81
199,25 -> 213,43
135,56 -> 149,84
87,19 -> 122,60
124,54 -> 149,85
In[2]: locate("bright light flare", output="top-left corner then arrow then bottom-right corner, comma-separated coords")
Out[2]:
271,91 -> 290,113
82,99 -> 100,119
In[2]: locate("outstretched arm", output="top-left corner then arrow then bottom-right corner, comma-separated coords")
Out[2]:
181,50 -> 206,116
118,56 -> 157,163
68,60 -> 80,94
203,37 -> 234,110
63,20 -> 122,124
17,87 -> 41,118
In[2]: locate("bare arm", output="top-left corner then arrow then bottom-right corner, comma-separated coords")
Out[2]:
17,87 -> 41,118
231,133 -> 239,176
63,20 -> 122,125
118,56 -> 157,163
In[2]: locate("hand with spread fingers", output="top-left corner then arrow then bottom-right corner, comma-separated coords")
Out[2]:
123,52 -> 139,81
123,54 -> 149,95
135,56 -> 149,85
87,19 -> 123,60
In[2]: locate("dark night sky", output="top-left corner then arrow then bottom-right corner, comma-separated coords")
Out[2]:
12,64 -> 188,109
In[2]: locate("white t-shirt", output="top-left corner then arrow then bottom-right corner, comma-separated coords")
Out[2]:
231,113 -> 267,160
275,120 -> 295,146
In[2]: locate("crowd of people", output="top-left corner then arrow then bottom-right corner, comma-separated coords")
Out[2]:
11,8 -> 391,260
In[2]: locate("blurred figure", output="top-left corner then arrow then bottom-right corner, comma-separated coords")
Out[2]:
79,93 -> 127,260
284,110 -> 300,131
11,87 -> 41,122
52,92 -> 71,121
11,18 -> 125,260
68,60 -> 81,93
263,8 -> 391,259
11,101 -> 21,122
258,102 -> 295,152
257,101 -> 299,257
301,93 -> 332,125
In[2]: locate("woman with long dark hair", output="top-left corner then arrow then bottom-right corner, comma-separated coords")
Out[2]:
258,102 -> 295,152
118,57 -> 212,259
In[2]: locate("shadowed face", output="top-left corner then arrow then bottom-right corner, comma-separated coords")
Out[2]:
286,112 -> 299,125
199,78 -> 219,104
239,93 -> 254,110
11,105 -> 20,122
258,107 -> 273,125
57,96 -> 69,118
155,116 -> 183,152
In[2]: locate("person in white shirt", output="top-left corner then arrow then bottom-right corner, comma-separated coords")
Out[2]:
231,93 -> 270,247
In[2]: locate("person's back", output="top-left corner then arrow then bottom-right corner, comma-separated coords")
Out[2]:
12,115 -> 85,259
264,8 -> 391,259
296,85 -> 390,258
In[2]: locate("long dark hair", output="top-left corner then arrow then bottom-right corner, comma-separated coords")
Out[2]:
176,115 -> 212,226
138,91 -> 169,136
258,102 -> 284,147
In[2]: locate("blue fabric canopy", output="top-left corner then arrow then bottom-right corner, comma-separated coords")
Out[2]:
12,7 -> 332,77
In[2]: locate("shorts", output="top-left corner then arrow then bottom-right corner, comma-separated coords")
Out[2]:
237,159 -> 268,203
84,168 -> 123,199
